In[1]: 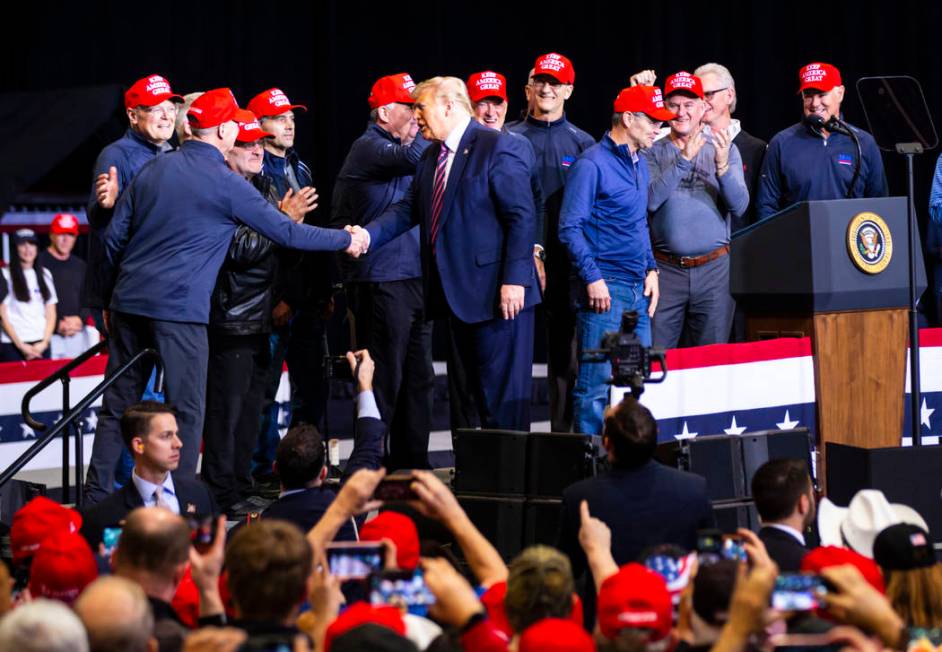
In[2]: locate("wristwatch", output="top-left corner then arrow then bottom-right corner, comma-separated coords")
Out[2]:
534,244 -> 546,262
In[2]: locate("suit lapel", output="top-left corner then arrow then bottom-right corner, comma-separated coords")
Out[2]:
434,122 -> 478,234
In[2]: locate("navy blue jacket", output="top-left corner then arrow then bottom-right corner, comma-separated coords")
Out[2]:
331,125 -> 430,282
756,120 -> 887,220
85,128 -> 172,308
103,140 -> 351,324
559,133 -> 656,284
558,460 -> 714,579
366,120 -> 540,324
261,148 -> 313,198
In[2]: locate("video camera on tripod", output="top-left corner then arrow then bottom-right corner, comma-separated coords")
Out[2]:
581,310 -> 667,398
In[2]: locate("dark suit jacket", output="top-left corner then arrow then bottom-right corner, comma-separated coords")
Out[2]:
80,474 -> 217,548
732,128 -> 767,232
758,525 -> 808,572
558,460 -> 715,578
247,414 -> 385,541
367,119 -> 540,324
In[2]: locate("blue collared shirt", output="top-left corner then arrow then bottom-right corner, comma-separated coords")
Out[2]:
559,133 -> 656,284
131,469 -> 180,514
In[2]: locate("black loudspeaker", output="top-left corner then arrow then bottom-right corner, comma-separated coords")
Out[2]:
523,498 -> 563,548
526,433 -> 596,497
827,443 -> 942,543
684,435 -> 744,501
456,494 -> 525,560
453,429 -> 527,495
741,428 -> 814,494
712,499 -> 760,533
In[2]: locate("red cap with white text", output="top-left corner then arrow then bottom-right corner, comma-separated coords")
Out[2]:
247,88 -> 308,118
368,73 -> 417,109
124,74 -> 184,109
533,52 -> 575,84
613,86 -> 677,121
798,62 -> 843,93
187,88 -> 239,129
467,71 -> 508,103
664,71 -> 704,99
234,109 -> 274,142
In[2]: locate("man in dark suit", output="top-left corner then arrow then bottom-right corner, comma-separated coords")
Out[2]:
363,76 -> 539,431
557,396 -> 714,578
259,350 -> 386,539
81,402 -> 216,549
751,458 -> 814,572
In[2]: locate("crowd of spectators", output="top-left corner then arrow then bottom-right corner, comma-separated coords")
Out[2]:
1,391 -> 940,651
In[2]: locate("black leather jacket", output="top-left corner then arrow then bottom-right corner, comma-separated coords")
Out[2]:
209,175 -> 281,334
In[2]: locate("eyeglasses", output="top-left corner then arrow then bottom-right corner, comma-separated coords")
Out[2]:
138,104 -> 178,117
703,87 -> 729,100
529,78 -> 565,89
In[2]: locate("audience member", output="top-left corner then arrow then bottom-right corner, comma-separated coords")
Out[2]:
596,563 -> 673,649
110,507 -> 225,652
258,349 -> 385,536
558,396 -> 713,578
0,228 -> 57,361
38,213 -> 96,359
751,458 -> 814,571
873,523 -> 942,628
817,489 -> 928,558
323,602 -> 415,652
360,510 -> 421,570
0,598 -> 89,652
504,545 -> 576,634
801,545 -> 886,594
519,618 -> 595,652
10,496 -> 83,568
81,401 -> 217,548
27,530 -> 97,605
74,575 -> 157,652
224,519 -> 312,644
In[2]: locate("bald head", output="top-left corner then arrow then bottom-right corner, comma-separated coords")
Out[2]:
74,577 -> 154,652
113,507 -> 190,601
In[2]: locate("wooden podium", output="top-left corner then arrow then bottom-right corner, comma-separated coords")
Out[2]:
731,198 -> 927,488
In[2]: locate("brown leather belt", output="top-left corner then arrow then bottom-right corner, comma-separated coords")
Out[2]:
653,244 -> 730,269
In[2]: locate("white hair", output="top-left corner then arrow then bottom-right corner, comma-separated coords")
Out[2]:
695,62 -> 737,113
0,599 -> 89,652
414,76 -> 473,115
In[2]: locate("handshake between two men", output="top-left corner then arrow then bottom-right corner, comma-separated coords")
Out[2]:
343,224 -> 370,257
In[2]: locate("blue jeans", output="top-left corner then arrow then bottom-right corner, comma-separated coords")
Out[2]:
573,278 -> 651,436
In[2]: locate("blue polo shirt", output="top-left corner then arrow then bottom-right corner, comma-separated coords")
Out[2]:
104,140 -> 351,324
559,133 -> 656,285
756,120 -> 887,220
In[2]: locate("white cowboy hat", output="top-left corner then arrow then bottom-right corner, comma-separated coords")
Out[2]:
817,489 -> 928,559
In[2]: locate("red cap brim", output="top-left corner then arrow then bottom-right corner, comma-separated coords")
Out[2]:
648,108 -> 678,121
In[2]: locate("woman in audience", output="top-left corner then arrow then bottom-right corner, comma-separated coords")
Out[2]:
0,228 -> 57,362
874,523 -> 942,628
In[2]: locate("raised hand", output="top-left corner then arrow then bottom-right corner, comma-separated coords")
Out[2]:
713,127 -> 732,172
630,70 -> 657,87
95,166 -> 119,209
280,186 -> 319,222
681,126 -> 707,162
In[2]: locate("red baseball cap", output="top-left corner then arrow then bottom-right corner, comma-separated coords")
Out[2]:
798,62 -> 843,93
324,603 -> 406,652
533,52 -> 575,85
613,86 -> 677,122
359,511 -> 420,570
368,73 -> 417,109
10,496 -> 82,564
233,109 -> 274,142
247,88 -> 308,118
50,212 -> 80,235
597,563 -> 673,641
664,71 -> 704,99
187,88 -> 239,130
467,71 -> 508,103
28,530 -> 98,604
801,545 -> 886,594
124,74 -> 184,109
519,618 -> 595,652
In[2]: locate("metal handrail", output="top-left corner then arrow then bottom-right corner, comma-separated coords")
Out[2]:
20,340 -> 108,431
1,346 -> 162,508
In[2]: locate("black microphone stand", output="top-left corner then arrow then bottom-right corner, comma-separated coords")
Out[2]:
826,117 -> 863,199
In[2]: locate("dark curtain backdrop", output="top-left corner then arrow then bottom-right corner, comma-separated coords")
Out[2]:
3,0 -> 941,224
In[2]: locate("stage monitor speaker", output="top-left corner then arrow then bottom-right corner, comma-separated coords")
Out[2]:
453,429 -> 527,495
741,428 -> 814,494
826,443 -> 942,543
526,433 -> 596,497
456,493 -> 524,560
523,498 -> 563,548
684,435 -> 744,501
